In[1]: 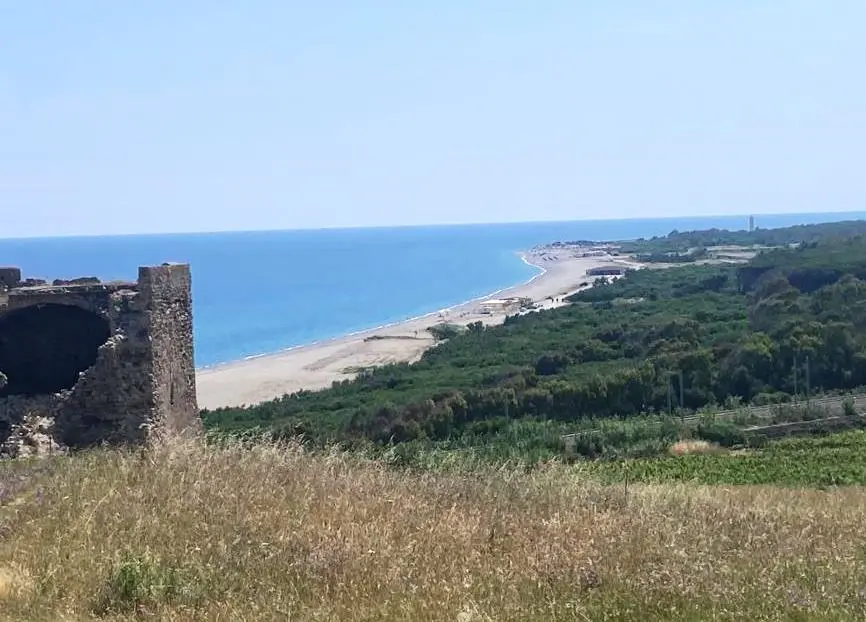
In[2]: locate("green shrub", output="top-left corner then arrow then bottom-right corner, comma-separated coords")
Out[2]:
427,323 -> 465,342
752,391 -> 791,406
696,421 -> 747,447
93,553 -> 200,614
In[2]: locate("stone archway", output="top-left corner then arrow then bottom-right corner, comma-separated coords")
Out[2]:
0,304 -> 111,397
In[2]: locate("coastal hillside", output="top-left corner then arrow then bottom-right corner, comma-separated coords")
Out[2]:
204,225 -> 866,462
4,435 -> 866,620
7,222 -> 866,619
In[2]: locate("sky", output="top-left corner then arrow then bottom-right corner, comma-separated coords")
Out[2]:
1,1 -> 865,238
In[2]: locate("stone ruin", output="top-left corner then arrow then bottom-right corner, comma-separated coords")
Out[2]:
0,264 -> 200,457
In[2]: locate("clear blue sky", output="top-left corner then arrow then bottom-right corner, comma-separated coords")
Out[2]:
1,1 -> 864,238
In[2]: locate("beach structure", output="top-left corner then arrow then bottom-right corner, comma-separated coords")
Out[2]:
0,264 -> 199,456
586,265 -> 627,277
477,297 -> 527,315
477,299 -> 508,315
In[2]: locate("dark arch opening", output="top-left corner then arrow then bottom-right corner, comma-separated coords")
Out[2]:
0,304 -> 111,397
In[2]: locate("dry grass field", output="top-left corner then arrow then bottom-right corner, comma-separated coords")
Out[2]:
2,435 -> 866,621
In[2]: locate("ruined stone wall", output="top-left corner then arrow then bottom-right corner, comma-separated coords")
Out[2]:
138,265 -> 200,436
0,264 -> 200,456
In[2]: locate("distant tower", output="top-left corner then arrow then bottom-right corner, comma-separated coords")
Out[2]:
749,215 -> 755,232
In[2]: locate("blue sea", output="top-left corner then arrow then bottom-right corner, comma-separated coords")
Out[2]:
2,213 -> 863,368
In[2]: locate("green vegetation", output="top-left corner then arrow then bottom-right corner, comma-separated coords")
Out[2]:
616,218 -> 866,257
740,238 -> 866,291
93,553 -> 202,615
630,247 -> 710,264
205,226 -> 866,466
584,430 -> 866,487
426,322 -> 466,342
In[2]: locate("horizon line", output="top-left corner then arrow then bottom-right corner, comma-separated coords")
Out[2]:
2,209 -> 865,242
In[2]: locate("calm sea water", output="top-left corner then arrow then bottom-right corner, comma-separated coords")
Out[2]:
2,213 -> 863,367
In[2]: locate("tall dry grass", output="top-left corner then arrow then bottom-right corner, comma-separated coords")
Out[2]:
2,435 -> 866,620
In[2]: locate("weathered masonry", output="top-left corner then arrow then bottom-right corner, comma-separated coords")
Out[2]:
0,264 -> 200,456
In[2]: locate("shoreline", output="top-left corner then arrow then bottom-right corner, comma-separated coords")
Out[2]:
196,246 -> 633,409
196,251 -> 544,373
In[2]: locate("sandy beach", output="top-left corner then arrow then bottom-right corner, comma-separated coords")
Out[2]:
196,246 -> 637,409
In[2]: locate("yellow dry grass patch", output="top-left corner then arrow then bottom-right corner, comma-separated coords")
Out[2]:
1,435 -> 866,620
669,439 -> 722,456
0,565 -> 32,601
